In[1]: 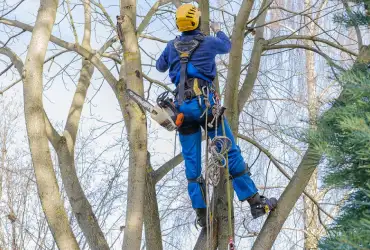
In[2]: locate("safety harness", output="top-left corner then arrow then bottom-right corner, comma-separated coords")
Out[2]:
174,32 -> 241,249
173,33 -> 208,105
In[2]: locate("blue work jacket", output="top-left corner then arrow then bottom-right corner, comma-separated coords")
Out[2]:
156,29 -> 231,85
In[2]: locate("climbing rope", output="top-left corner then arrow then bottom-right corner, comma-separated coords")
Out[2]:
221,115 -> 236,250
202,88 -> 236,249
206,103 -> 231,186
207,135 -> 231,185
204,105 -> 215,250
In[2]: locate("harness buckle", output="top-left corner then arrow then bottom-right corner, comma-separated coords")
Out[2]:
184,89 -> 194,100
180,57 -> 189,63
187,175 -> 205,184
180,52 -> 189,58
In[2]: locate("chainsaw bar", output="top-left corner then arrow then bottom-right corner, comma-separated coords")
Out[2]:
127,89 -> 156,114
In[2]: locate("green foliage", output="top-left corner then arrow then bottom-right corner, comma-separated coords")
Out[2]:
316,0 -> 370,237
334,10 -> 370,27
318,67 -> 370,186
320,190 -> 370,250
318,2 -> 370,247
334,0 -> 370,27
317,63 -> 370,249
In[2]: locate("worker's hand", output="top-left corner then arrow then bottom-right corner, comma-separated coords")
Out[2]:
210,22 -> 221,33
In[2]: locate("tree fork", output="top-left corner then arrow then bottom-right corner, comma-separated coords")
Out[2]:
22,0 -> 79,249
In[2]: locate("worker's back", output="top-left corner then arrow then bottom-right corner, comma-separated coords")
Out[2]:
156,29 -> 231,85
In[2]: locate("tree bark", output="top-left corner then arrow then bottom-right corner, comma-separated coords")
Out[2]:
237,0 -> 269,112
118,1 -> 148,249
39,1 -> 110,248
303,2 -> 320,247
224,0 -> 255,134
251,146 -> 322,250
303,0 -> 320,250
144,160 -> 163,250
22,0 -> 79,249
303,169 -> 319,250
208,1 -> 254,248
57,147 -> 109,250
214,170 -> 232,250
193,225 -> 218,250
199,0 -> 210,35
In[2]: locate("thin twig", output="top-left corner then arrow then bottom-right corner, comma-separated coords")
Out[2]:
0,78 -> 22,95
237,133 -> 335,220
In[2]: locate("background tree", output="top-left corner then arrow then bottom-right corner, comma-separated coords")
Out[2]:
317,1 -> 370,248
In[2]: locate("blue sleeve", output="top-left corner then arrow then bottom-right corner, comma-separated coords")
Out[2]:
209,31 -> 231,54
156,43 -> 170,72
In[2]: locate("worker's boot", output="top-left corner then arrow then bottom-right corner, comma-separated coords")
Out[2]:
247,193 -> 277,219
195,208 -> 207,228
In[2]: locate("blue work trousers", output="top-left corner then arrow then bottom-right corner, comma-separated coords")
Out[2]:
178,94 -> 258,209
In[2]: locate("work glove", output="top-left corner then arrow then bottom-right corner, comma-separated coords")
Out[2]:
210,22 -> 221,33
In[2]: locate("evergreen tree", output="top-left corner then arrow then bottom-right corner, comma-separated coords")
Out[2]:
318,1 -> 370,249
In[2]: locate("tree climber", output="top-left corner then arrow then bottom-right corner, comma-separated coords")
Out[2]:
156,4 -> 277,228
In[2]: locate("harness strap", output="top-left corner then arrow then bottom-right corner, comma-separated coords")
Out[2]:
187,175 -> 205,183
174,34 -> 204,105
229,164 -> 251,180
178,58 -> 188,105
188,176 -> 207,207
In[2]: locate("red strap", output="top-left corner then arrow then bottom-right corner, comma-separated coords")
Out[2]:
228,237 -> 235,250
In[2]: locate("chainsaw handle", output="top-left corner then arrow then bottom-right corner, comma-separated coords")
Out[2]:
175,113 -> 184,127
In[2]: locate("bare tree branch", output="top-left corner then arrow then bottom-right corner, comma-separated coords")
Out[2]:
0,17 -> 118,88
152,153 -> 183,183
341,0 -> 363,50
224,0 -> 255,133
0,0 -> 26,19
267,35 -> 357,56
43,110 -> 62,149
0,78 -> 22,95
237,134 -> 334,219
139,34 -> 168,43
137,0 -> 172,36
142,73 -> 172,92
237,0 -> 270,113
264,44 -> 345,71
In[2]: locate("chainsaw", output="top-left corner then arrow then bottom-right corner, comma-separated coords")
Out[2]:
127,89 -> 184,131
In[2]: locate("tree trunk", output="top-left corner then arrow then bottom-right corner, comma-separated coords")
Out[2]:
237,0 -> 269,112
251,146 -> 321,250
118,1 -> 148,249
53,1 -> 110,249
303,170 -> 319,250
22,1 -> 79,249
57,146 -> 109,250
0,138 -> 4,201
214,170 -> 232,250
143,162 -> 163,250
212,1 -> 254,248
0,142 -> 4,249
11,216 -> 16,250
199,0 -> 210,35
303,1 -> 319,247
193,224 -> 218,250
224,0 -> 255,133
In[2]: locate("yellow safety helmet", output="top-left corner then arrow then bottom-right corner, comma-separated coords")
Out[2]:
176,4 -> 201,32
